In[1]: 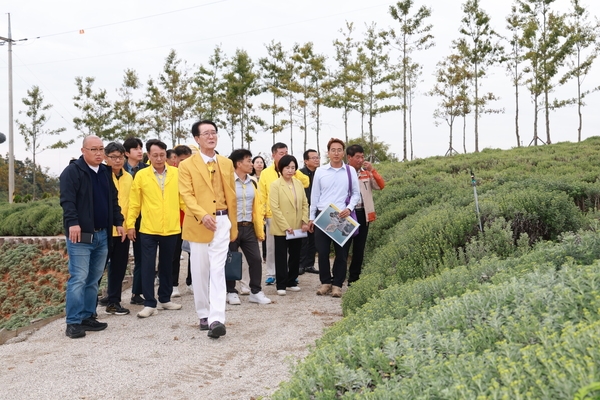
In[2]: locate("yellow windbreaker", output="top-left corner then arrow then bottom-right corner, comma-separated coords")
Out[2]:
127,166 -> 185,236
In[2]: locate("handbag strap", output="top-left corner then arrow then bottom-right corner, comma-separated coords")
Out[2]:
345,164 -> 352,206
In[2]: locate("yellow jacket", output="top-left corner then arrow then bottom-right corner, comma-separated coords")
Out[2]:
269,177 -> 309,236
244,177 -> 265,240
178,153 -> 238,243
259,164 -> 309,219
112,168 -> 133,236
126,166 -> 185,236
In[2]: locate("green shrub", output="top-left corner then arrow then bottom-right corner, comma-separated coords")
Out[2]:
0,197 -> 62,236
274,260 -> 600,399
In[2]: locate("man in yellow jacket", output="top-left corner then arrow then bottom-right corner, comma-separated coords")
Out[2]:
179,120 -> 237,339
259,142 -> 309,285
102,142 -> 133,315
127,139 -> 186,318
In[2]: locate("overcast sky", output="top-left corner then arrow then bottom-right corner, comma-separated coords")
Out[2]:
1,0 -> 599,176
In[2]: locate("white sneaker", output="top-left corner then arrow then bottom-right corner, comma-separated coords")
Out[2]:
249,291 -> 272,304
172,286 -> 181,298
137,307 -> 157,318
287,286 -> 301,292
240,287 -> 251,295
277,290 -> 286,296
187,284 -> 194,294
158,301 -> 182,310
227,292 -> 241,305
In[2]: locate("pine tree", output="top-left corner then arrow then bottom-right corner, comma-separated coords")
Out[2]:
17,86 -> 70,199
457,0 -> 504,152
73,76 -> 115,139
389,0 -> 434,161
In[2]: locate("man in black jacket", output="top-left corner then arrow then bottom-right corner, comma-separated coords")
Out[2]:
60,135 -> 125,339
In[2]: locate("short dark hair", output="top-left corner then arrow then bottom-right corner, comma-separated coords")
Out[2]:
174,145 -> 192,157
166,149 -> 175,159
147,139 -> 167,152
346,144 -> 364,157
278,154 -> 298,173
105,142 -> 125,155
303,149 -> 318,161
191,120 -> 218,137
229,148 -> 253,169
327,138 -> 345,151
271,142 -> 287,155
123,137 -> 143,153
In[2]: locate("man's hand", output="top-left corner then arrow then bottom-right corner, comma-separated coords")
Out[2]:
127,228 -> 136,242
363,161 -> 374,171
301,223 -> 309,232
116,226 -> 126,242
68,225 -> 81,243
202,214 -> 217,232
339,208 -> 351,219
308,220 -> 315,233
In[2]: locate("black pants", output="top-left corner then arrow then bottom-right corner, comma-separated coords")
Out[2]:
131,217 -> 143,296
274,235 -> 302,290
171,233 -> 183,286
299,230 -> 316,268
315,210 -> 350,288
226,224 -> 263,294
348,208 -> 369,284
106,236 -> 130,303
140,233 -> 177,308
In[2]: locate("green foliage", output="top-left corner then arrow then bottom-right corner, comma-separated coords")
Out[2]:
347,138 -> 600,314
274,246 -> 600,399
272,139 -> 600,399
0,242 -> 68,330
0,198 -> 62,236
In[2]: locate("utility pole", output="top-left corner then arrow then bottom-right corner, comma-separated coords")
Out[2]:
0,13 -> 15,203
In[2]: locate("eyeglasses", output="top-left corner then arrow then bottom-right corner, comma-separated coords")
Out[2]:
308,157 -> 320,160
84,147 -> 105,153
329,148 -> 344,153
199,131 -> 218,137
106,155 -> 125,161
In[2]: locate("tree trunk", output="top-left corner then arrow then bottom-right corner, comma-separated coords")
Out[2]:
544,86 -> 551,144
463,115 -> 467,154
514,64 -> 520,147
474,61 -> 479,153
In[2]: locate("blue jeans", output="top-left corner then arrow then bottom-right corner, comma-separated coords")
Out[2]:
65,229 -> 108,324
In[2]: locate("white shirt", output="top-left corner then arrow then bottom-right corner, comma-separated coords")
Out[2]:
310,162 -> 360,220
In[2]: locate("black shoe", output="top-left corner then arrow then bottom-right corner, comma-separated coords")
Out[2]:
298,267 -> 305,275
98,296 -> 109,307
304,266 -> 319,274
106,303 -> 130,315
199,318 -> 209,331
81,317 -> 108,331
65,324 -> 86,339
207,321 -> 226,338
130,294 -> 145,305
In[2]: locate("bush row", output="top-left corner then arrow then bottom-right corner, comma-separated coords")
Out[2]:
0,197 -> 63,236
274,240 -> 600,398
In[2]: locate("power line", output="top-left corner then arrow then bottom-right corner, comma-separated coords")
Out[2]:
28,0 -> 230,39
2,2 -> 390,68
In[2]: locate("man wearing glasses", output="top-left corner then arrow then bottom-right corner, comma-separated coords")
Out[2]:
178,120 -> 237,339
102,142 -> 133,316
127,139 -> 185,318
60,136 -> 125,338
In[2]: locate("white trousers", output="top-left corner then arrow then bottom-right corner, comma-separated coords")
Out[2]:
265,218 -> 276,277
189,215 -> 231,325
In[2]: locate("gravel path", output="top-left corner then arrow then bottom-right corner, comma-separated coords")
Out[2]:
0,263 -> 342,399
